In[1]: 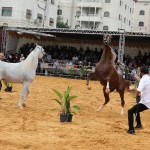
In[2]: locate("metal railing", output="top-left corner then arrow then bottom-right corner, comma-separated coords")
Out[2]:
36,62 -> 94,79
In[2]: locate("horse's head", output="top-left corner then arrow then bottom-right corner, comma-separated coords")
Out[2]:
35,45 -> 46,59
103,34 -> 112,46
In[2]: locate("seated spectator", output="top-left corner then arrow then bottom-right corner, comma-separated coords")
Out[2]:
66,61 -> 73,69
20,54 -> 25,62
53,60 -> 60,68
47,52 -> 52,63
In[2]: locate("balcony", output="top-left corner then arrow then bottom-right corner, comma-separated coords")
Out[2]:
76,14 -> 102,22
77,0 -> 102,8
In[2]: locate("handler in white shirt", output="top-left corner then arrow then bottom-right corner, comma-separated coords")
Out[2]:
127,67 -> 150,134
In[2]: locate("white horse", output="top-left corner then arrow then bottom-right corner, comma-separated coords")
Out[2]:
0,45 -> 45,108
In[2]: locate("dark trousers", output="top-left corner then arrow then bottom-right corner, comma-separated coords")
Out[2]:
0,81 -> 2,91
128,103 -> 148,130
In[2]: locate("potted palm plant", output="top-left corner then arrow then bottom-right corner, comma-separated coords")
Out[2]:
51,86 -> 81,122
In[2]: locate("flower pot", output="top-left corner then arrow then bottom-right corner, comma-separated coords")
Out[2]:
60,114 -> 73,122
60,114 -> 67,122
66,114 -> 73,122
4,87 -> 12,92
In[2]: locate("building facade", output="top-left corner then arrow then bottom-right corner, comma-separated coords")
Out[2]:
58,0 -> 136,32
0,0 -> 58,28
133,0 -> 150,33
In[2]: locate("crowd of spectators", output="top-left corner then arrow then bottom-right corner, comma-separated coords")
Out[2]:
5,43 -> 150,74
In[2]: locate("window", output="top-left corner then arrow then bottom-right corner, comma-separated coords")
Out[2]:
2,7 -> 12,16
37,13 -> 43,23
119,14 -> 122,20
120,1 -> 122,6
103,25 -> 109,30
125,4 -> 127,9
75,25 -> 80,29
76,11 -> 81,18
26,9 -> 32,19
51,0 -> 54,4
104,11 -> 110,17
139,21 -> 144,27
49,18 -> 54,27
124,17 -> 126,23
105,0 -> 111,3
129,20 -> 131,25
3,23 -> 8,26
57,9 -> 62,15
139,10 -> 145,15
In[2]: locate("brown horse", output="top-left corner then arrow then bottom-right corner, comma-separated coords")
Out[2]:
86,34 -> 130,114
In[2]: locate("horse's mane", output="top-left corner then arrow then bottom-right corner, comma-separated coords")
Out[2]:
110,46 -> 116,66
23,48 -> 38,71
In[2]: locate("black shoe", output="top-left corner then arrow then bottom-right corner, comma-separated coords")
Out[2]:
135,124 -> 142,129
127,129 -> 135,134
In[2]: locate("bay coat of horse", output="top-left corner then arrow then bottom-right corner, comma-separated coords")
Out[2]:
86,34 -> 130,114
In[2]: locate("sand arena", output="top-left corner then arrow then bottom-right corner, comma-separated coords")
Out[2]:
0,76 -> 150,150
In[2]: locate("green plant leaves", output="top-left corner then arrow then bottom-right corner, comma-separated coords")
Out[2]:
68,95 -> 78,101
64,86 -> 72,100
52,98 -> 62,106
51,86 -> 81,115
73,105 -> 81,111
52,88 -> 62,99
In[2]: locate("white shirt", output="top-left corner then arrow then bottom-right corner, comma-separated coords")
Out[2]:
137,74 -> 150,108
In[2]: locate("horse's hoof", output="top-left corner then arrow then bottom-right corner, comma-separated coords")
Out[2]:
18,105 -> 23,109
87,85 -> 91,90
97,108 -> 102,112
105,89 -> 110,94
97,106 -> 103,112
121,110 -> 124,115
18,103 -> 22,109
22,103 -> 26,108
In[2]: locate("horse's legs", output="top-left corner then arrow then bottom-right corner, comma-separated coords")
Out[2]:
18,82 -> 30,109
23,86 -> 30,106
105,80 -> 110,93
97,87 -> 110,111
119,90 -> 125,115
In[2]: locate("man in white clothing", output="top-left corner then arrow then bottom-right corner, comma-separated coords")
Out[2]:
127,67 -> 150,134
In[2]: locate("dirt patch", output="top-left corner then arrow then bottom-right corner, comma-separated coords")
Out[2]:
0,76 -> 150,150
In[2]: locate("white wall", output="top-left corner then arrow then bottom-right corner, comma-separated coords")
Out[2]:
0,0 -> 58,28
133,0 -> 150,33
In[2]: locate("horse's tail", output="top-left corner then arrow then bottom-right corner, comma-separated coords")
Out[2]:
124,80 -> 132,91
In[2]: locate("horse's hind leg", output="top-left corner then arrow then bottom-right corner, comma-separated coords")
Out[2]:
105,81 -> 110,93
97,87 -> 110,111
23,86 -> 30,107
119,90 -> 125,115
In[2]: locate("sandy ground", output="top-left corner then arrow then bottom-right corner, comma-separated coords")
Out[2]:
0,76 -> 150,150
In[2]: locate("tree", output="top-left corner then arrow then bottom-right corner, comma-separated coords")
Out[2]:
56,17 -> 69,28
